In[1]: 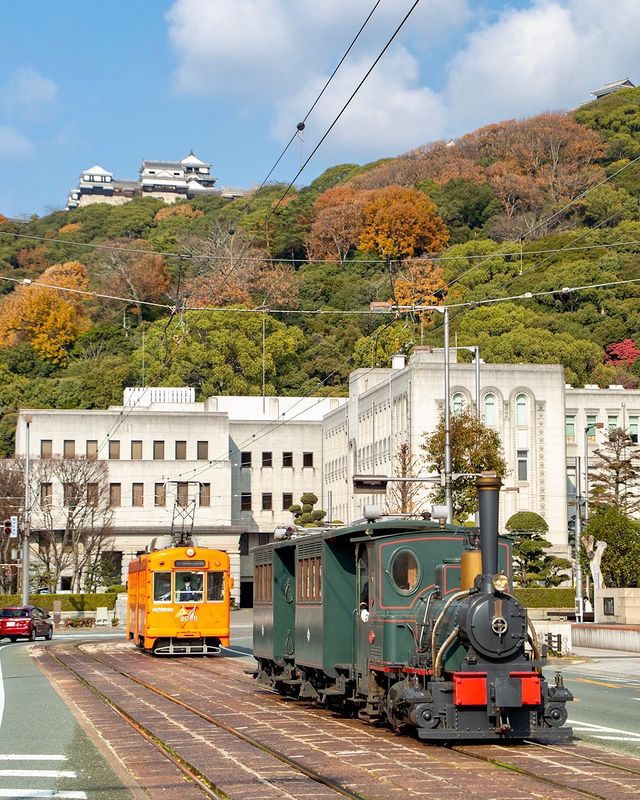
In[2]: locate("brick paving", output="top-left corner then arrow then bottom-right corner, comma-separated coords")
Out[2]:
37,641 -> 640,800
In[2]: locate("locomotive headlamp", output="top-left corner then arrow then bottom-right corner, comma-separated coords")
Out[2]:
186,547 -> 196,557
492,573 -> 509,593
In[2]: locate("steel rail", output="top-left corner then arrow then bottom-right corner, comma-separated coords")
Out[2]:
49,643 -> 370,800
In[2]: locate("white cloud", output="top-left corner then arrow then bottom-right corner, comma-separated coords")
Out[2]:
0,126 -> 34,159
166,0 -> 640,165
0,68 -> 58,118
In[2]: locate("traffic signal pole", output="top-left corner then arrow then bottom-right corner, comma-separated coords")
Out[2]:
21,416 -> 31,606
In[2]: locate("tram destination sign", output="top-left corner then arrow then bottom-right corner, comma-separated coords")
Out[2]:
174,559 -> 206,567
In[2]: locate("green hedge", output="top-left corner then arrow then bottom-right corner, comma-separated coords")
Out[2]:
0,593 -> 118,611
513,588 -> 575,608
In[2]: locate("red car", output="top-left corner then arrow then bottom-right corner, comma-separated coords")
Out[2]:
0,606 -> 53,642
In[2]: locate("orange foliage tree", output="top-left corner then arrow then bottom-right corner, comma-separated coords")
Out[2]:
0,261 -> 90,364
98,241 -> 171,321
306,185 -> 367,262
393,259 -> 447,309
359,186 -> 449,259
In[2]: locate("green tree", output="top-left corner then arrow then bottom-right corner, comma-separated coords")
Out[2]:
352,322 -> 414,369
590,427 -> 640,513
505,511 -> 571,587
421,409 -> 507,521
288,492 -> 327,527
584,507 -> 640,588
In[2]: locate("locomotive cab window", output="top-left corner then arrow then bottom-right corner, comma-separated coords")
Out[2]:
175,572 -> 204,603
390,549 -> 420,594
153,572 -> 172,603
207,571 -> 224,602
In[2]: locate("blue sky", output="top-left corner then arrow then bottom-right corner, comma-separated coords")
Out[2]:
1,0 -> 639,218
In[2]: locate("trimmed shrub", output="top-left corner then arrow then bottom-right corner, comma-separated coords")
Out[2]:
0,593 -> 118,611
513,588 -> 575,608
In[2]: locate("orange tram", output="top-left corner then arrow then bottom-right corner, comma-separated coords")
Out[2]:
127,545 -> 233,655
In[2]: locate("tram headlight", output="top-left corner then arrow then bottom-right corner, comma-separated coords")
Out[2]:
186,547 -> 196,557
492,573 -> 509,593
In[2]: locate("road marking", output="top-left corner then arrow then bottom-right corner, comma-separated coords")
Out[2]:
221,646 -> 253,657
0,644 -> 6,730
594,736 -> 640,741
0,770 -> 76,778
570,719 -> 640,739
0,755 -> 67,761
573,677 -> 620,689
0,792 -> 86,798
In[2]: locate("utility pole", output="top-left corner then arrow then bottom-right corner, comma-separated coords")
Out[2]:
21,416 -> 32,606
443,307 -> 453,523
574,456 -> 584,624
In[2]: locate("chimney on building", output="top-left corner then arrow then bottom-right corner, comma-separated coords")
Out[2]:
391,354 -> 406,370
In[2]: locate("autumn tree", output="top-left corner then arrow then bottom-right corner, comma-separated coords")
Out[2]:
589,428 -> 640,514
306,185 -> 366,263
605,339 -> 640,367
505,511 -> 571,587
393,259 -> 447,310
0,261 -> 90,364
359,185 -> 449,259
422,409 -> 506,521
386,441 -> 423,515
28,456 -> 114,592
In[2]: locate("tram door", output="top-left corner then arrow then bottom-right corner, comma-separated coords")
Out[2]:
356,543 -> 374,690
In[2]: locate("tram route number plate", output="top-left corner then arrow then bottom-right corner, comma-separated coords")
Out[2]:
174,560 -> 206,567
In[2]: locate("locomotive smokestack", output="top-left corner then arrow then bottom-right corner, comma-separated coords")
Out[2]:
476,472 -> 502,591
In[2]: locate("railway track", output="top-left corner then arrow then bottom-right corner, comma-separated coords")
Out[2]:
39,641 -> 640,800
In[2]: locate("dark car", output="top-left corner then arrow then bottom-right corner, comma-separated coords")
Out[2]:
0,606 -> 53,642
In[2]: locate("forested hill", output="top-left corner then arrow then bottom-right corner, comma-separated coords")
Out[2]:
0,88 -> 640,454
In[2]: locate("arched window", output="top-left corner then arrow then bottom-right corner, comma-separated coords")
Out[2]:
516,394 -> 528,425
452,392 -> 465,415
484,394 -> 496,427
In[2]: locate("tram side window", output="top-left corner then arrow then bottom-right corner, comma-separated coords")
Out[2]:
175,572 -> 204,602
297,556 -> 322,601
153,572 -> 172,602
255,564 -> 272,602
207,571 -> 224,602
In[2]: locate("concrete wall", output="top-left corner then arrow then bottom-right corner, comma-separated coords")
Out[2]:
594,587 -> 640,624
572,623 -> 640,652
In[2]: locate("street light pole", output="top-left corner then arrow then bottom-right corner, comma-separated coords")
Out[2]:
442,307 -> 453,523
21,416 -> 31,606
583,422 -> 604,532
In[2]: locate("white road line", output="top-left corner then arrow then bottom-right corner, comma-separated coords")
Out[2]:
0,644 -> 6,730
0,755 -> 67,761
221,646 -> 254,657
594,736 -> 640,741
0,770 -> 76,778
570,719 -> 640,738
0,792 -> 86,799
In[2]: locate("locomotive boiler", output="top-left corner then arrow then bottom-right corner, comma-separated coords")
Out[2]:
253,473 -> 572,741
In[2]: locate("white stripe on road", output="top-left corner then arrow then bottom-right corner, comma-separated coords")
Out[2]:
0,770 -> 76,778
594,735 -> 640,741
0,645 -> 6,730
0,755 -> 67,761
0,792 -> 86,798
570,719 -> 640,739
221,646 -> 254,657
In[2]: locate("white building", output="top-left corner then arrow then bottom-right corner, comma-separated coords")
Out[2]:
16,389 -> 344,605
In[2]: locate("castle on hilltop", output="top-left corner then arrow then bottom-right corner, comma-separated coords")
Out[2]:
66,151 -> 246,209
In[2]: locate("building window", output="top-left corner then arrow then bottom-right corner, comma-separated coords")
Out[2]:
262,493 -> 272,511
282,451 -> 293,468
60,576 -> 72,591
608,415 -> 618,431
63,482 -> 79,508
175,441 -> 187,460
452,392 -> 465,415
132,483 -> 144,507
40,440 -> 52,458
40,483 -> 52,508
586,414 -> 598,443
199,483 -> 211,507
262,451 -> 272,468
517,450 -> 528,482
484,394 -> 496,427
109,440 -> 120,460
516,394 -> 528,425
154,483 -> 166,507
109,483 -> 121,507
86,440 -> 98,459
240,451 -> 252,468
63,440 -> 75,459
86,483 -> 99,507
177,482 -> 189,507
197,441 -> 208,460
630,416 -> 639,444
131,441 -> 142,460
303,452 -> 314,468
565,415 -> 576,443
240,492 -> 252,511
153,440 -> 164,460
283,492 -> 293,510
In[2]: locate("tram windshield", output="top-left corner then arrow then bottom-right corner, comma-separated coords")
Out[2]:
207,571 -> 224,602
175,572 -> 204,603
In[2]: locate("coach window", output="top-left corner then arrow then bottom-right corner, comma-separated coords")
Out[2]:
207,571 -> 224,602
390,549 -> 420,594
153,572 -> 171,603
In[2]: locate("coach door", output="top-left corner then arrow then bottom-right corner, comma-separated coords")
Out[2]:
356,542 -> 375,688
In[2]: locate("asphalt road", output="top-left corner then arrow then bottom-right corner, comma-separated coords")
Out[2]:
0,639 -> 134,800
563,648 -> 640,756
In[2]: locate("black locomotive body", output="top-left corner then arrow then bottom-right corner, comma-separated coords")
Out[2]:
253,475 -> 572,741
